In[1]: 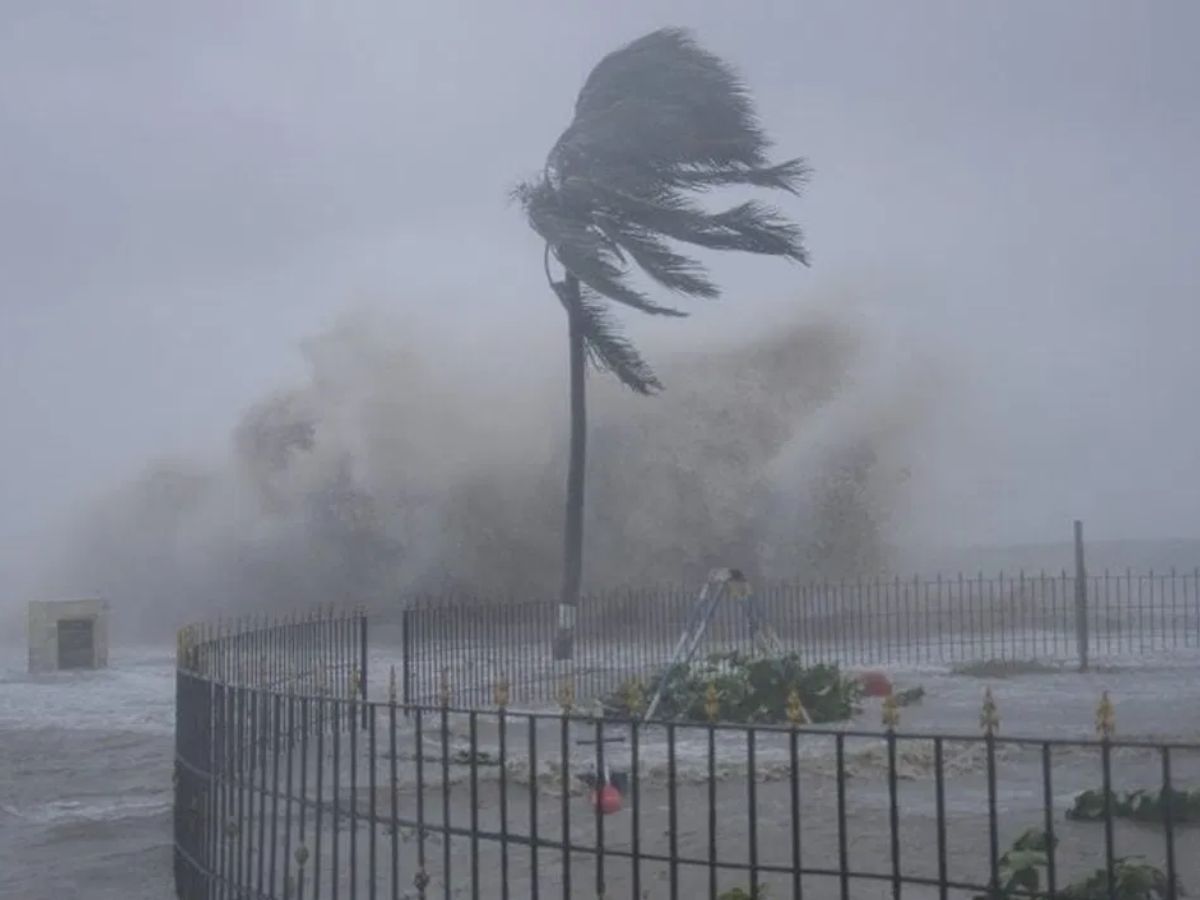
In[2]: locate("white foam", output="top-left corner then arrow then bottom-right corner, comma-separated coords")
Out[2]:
0,795 -> 171,825
0,645 -> 175,735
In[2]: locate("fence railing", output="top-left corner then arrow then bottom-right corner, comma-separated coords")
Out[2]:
174,612 -> 1198,899
178,608 -> 368,696
173,610 -> 368,899
398,569 -> 1200,707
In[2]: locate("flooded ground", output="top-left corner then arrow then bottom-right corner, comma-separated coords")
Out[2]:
0,647 -> 175,900
2,643 -> 1199,899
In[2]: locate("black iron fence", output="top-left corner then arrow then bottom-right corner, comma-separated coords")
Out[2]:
178,609 -> 368,696
174,612 -> 1199,899
174,610 -> 368,899
397,569 -> 1200,707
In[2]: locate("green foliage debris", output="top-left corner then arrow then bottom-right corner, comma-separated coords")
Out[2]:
605,652 -> 862,724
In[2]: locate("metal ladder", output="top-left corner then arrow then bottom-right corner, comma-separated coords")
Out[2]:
643,567 -> 782,720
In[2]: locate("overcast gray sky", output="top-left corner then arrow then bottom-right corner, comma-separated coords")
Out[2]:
2,0 -> 1199,585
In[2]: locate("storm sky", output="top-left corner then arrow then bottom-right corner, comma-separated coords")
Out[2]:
3,1 -> 1199,596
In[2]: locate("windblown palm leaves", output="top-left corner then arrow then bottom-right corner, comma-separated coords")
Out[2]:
517,27 -> 810,392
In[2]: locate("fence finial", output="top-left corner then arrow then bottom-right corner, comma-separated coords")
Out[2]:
786,687 -> 808,727
388,665 -> 397,704
438,667 -> 451,707
624,678 -> 645,718
980,687 -> 999,735
493,675 -> 510,710
705,681 -> 721,722
557,677 -> 575,714
882,692 -> 900,730
1096,691 -> 1115,738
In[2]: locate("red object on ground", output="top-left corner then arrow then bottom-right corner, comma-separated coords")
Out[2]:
860,671 -> 893,698
591,784 -> 623,815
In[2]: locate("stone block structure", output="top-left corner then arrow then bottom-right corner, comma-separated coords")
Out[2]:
27,598 -> 110,673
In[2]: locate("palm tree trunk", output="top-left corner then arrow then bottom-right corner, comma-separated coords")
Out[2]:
554,273 -> 586,661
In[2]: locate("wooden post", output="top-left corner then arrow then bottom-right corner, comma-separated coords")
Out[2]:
1074,520 -> 1089,672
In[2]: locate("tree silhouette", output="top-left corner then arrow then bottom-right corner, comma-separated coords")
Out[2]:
516,27 -> 809,659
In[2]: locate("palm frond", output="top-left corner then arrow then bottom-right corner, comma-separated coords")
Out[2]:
555,176 -> 809,265
522,179 -> 687,317
663,157 -> 812,195
592,216 -> 719,297
573,287 -> 663,395
699,201 -> 809,260
555,28 -> 771,174
518,26 -> 810,388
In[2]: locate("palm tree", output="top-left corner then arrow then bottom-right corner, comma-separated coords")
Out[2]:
516,27 -> 810,660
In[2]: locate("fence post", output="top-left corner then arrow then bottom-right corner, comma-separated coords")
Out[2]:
359,610 -> 369,729
401,607 -> 413,716
1074,520 -> 1089,672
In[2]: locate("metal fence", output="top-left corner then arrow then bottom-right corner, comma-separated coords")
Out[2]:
398,569 -> 1200,707
174,612 -> 1198,899
173,611 -> 368,899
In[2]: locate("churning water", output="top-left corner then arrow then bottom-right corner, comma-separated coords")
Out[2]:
0,646 -> 176,900
2,642 -> 1199,899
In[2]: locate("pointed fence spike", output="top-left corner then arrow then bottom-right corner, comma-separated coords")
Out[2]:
882,693 -> 900,730
1096,691 -> 1115,738
786,687 -> 809,727
493,675 -> 511,710
705,681 -> 721,722
980,687 -> 999,735
557,676 -> 575,714
625,678 -> 645,718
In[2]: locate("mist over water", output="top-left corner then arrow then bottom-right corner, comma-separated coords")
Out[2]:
4,4 -> 1199,647
3,10 -> 1199,900
24,299 -> 936,638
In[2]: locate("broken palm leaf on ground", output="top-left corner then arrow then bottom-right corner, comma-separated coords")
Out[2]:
1068,785 -> 1200,824
604,652 -> 862,723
